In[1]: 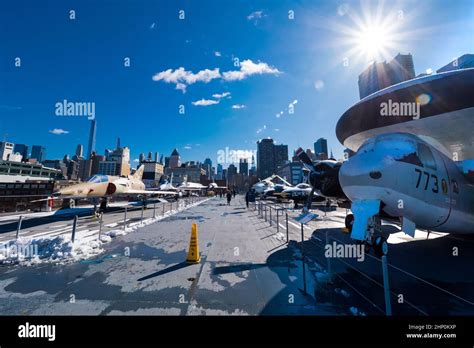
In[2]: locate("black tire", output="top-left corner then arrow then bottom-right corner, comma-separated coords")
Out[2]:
373,236 -> 388,257
345,214 -> 354,231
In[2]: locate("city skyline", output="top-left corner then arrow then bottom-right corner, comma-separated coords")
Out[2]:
1,0 -> 473,166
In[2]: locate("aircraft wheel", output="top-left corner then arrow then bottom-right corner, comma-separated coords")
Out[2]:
373,236 -> 388,257
345,214 -> 354,232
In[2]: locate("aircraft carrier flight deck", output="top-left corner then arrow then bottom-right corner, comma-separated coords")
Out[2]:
0,196 -> 472,316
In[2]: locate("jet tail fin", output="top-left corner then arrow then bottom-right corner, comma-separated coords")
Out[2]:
133,165 -> 145,180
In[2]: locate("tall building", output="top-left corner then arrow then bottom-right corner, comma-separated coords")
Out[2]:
13,144 -> 28,160
0,142 -> 14,161
256,138 -> 289,179
216,163 -> 223,179
314,138 -> 328,159
31,145 -> 46,163
87,119 -> 97,159
227,164 -> 237,183
358,53 -> 415,99
98,139 -> 130,176
169,149 -> 181,168
75,144 -> 83,158
203,158 -> 213,179
274,144 -> 289,169
257,139 -> 275,178
239,158 -> 248,176
139,153 -> 145,164
142,159 -> 164,185
437,54 -> 474,73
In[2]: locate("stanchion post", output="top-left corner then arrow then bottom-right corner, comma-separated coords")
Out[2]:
382,255 -> 392,316
286,212 -> 289,243
98,213 -> 103,240
71,215 -> 78,243
16,215 -> 23,240
301,223 -> 307,294
123,207 -> 127,232
276,209 -> 279,233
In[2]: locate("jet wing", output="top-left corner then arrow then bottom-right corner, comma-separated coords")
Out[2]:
125,190 -> 178,196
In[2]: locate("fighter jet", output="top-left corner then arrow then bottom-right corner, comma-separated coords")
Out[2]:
33,165 -> 177,211
338,132 -> 474,256
277,183 -> 326,208
252,174 -> 292,196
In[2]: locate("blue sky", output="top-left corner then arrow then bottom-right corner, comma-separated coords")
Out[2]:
1,0 -> 473,167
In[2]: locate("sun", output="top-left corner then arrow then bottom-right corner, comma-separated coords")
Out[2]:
356,24 -> 390,59
328,2 -> 416,66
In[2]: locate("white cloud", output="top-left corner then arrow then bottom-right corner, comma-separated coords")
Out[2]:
223,60 -> 281,81
247,10 -> 264,21
274,128 -> 280,132
192,99 -> 220,106
214,51 -> 221,57
133,158 -> 140,163
153,59 -> 280,92
232,104 -> 245,109
276,111 -> 284,118
184,145 -> 192,150
152,67 -> 221,93
212,92 -> 231,99
49,128 -> 69,135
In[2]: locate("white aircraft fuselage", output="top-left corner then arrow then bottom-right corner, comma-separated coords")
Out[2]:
339,132 -> 474,240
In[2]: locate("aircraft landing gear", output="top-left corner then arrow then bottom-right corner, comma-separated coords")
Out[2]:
345,214 -> 354,232
364,217 -> 388,257
99,198 -> 108,213
372,235 -> 388,257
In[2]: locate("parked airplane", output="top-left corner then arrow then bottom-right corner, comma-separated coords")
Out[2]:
294,147 -> 350,207
277,183 -> 326,208
253,175 -> 292,195
338,132 -> 474,256
33,165 -> 177,211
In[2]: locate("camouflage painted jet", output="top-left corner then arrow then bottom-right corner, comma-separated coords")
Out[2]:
33,165 -> 177,211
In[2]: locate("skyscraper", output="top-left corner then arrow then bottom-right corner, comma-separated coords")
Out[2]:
256,138 -> 289,178
203,158 -> 213,179
239,158 -> 248,176
75,144 -> 84,158
227,164 -> 237,183
257,138 -> 275,178
31,145 -> 46,163
169,149 -> 181,168
358,53 -> 415,99
274,144 -> 288,169
13,144 -> 28,160
314,138 -> 328,158
87,119 -> 97,159
217,163 -> 223,179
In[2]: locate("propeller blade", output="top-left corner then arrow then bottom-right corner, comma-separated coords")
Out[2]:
302,186 -> 315,214
295,147 -> 316,170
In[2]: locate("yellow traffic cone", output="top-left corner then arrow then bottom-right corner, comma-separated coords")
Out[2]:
186,223 -> 201,263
